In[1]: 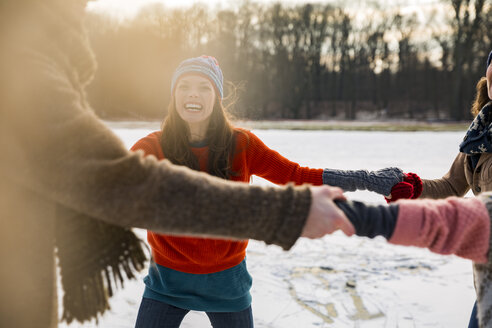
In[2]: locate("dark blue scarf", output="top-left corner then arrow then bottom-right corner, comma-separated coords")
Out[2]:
459,102 -> 492,169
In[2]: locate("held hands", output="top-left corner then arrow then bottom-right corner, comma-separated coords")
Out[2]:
385,172 -> 422,203
301,185 -> 355,239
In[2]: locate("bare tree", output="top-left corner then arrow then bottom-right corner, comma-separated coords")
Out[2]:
449,0 -> 486,120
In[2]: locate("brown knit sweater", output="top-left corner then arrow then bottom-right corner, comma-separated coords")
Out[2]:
0,1 -> 311,327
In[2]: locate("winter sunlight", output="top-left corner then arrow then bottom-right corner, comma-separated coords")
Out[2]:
60,123 -> 474,328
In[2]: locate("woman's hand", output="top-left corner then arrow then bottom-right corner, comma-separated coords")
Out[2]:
385,172 -> 422,203
301,185 -> 355,238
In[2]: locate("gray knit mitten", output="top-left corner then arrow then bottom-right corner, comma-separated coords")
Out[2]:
322,167 -> 404,196
473,192 -> 492,328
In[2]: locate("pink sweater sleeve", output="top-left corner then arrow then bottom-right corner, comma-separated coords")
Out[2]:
389,197 -> 490,263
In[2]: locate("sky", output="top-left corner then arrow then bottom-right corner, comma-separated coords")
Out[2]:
86,0 -> 442,20
86,0 -> 288,19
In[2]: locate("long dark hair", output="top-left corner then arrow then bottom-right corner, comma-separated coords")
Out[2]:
471,77 -> 490,117
160,95 -> 237,179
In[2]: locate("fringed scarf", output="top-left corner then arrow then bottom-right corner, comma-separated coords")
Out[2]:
459,102 -> 492,169
36,0 -> 149,324
56,206 -> 148,324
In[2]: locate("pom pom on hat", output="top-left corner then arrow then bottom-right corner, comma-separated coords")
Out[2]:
171,55 -> 224,99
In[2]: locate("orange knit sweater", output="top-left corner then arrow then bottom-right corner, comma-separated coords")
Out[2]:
131,128 -> 323,274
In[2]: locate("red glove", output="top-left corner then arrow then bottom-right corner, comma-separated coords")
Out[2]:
385,181 -> 413,203
403,172 -> 422,199
385,172 -> 422,203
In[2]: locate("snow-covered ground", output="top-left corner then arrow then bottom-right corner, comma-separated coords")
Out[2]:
62,123 -> 476,328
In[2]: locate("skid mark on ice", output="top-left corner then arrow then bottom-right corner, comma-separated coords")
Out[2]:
286,266 -> 384,324
346,286 -> 383,321
287,267 -> 336,323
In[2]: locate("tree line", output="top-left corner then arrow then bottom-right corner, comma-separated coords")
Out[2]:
85,0 -> 492,121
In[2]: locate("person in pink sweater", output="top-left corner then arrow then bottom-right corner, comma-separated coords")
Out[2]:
337,192 -> 492,327
377,49 -> 492,327
341,196 -> 491,263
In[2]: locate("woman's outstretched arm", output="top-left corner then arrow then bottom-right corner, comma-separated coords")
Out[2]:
241,129 -> 406,196
336,195 -> 491,263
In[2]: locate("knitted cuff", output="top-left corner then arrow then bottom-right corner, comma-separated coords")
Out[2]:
322,167 -> 404,196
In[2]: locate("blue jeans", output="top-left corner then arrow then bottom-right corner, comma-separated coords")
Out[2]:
135,297 -> 254,328
468,301 -> 478,328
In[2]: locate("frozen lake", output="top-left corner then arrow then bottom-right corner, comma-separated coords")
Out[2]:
62,122 -> 475,328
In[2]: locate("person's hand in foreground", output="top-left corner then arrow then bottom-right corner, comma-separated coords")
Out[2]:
301,185 -> 355,238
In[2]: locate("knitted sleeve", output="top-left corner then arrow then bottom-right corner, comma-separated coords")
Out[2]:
389,197 -> 490,263
420,153 -> 470,199
240,129 -> 323,185
1,48 -> 312,250
335,200 -> 398,239
323,167 -> 404,196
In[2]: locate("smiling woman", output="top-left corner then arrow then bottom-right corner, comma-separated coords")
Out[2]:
174,75 -> 216,138
127,55 -> 413,328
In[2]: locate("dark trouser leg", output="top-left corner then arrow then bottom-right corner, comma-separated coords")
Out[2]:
206,306 -> 254,328
135,298 -> 190,328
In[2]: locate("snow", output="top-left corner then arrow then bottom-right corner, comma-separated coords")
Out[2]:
61,122 -> 475,328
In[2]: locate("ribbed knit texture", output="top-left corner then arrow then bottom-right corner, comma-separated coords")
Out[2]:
142,260 -> 253,312
322,167 -> 404,196
171,56 -> 224,99
131,129 -> 323,274
335,200 -> 398,239
389,197 -> 490,263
